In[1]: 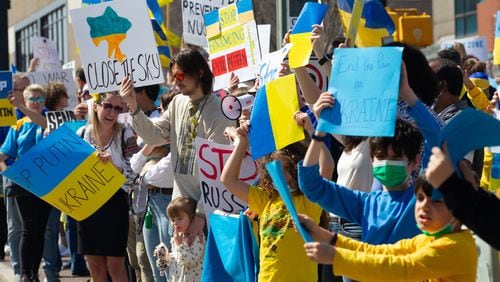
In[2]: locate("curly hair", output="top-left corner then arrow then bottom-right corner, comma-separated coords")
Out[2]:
257,141 -> 306,196
44,82 -> 68,111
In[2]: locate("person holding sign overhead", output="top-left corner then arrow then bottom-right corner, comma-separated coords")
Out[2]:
76,91 -> 133,282
0,84 -> 48,282
120,48 -> 234,243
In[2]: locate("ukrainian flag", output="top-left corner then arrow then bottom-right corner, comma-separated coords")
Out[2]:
146,0 -> 180,66
494,11 -> 500,65
248,74 -> 304,160
338,0 -> 395,47
289,2 -> 328,68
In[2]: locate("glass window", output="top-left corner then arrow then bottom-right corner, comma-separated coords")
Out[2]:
14,5 -> 66,71
454,0 -> 480,38
455,18 -> 465,37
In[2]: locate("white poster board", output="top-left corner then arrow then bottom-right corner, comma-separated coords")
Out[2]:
27,70 -> 78,109
70,0 -> 165,94
195,137 -> 258,217
259,43 -> 292,86
205,0 -> 261,90
441,36 -> 488,62
181,0 -> 235,47
257,24 -> 271,57
32,37 -> 62,71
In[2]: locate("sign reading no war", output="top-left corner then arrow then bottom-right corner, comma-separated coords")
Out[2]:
317,47 -> 403,137
2,125 -> 125,220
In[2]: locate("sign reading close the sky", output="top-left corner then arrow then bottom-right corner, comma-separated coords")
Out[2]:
70,0 -> 164,93
2,125 -> 125,221
32,37 -> 62,71
195,137 -> 258,219
181,0 -> 235,47
317,47 -> 403,137
204,0 -> 261,90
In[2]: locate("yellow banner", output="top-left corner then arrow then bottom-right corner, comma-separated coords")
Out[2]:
0,99 -> 17,127
219,5 -> 238,30
208,25 -> 245,54
42,153 -> 125,221
494,37 -> 500,65
289,33 -> 312,68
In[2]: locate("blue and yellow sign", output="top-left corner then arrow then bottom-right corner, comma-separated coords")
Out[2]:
2,125 -> 125,220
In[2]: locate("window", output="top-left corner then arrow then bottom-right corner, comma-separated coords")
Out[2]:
454,0 -> 480,38
15,5 -> 66,72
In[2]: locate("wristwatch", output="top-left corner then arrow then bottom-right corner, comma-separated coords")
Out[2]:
319,52 -> 333,66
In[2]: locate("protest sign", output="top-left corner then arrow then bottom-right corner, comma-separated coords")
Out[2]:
70,0 -> 164,93
182,0 -> 235,47
0,71 -> 16,126
46,110 -> 76,133
0,71 -> 12,99
441,36 -> 488,62
27,69 -> 78,109
195,137 -> 258,218
258,44 -> 292,86
204,0 -> 261,90
32,37 -> 62,71
317,47 -> 403,137
257,24 -> 271,57
2,125 -> 126,220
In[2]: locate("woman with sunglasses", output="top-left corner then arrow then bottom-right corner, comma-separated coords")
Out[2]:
76,91 -> 133,282
0,84 -> 50,281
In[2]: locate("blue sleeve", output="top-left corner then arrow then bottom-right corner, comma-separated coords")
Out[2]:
298,161 -> 367,224
407,101 -> 442,170
0,126 -> 18,159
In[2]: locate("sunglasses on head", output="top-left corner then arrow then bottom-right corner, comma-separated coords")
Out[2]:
27,96 -> 44,104
99,102 -> 124,114
172,72 -> 185,82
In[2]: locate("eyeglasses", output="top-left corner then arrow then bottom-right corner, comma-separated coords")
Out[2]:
172,72 -> 185,82
27,96 -> 44,104
99,102 -> 124,114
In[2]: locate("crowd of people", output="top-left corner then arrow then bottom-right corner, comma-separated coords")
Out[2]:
0,25 -> 499,282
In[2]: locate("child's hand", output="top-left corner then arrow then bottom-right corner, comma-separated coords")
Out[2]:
173,232 -> 183,246
294,111 -> 314,134
312,92 -> 335,119
296,214 -> 334,242
425,143 -> 454,188
304,242 -> 336,265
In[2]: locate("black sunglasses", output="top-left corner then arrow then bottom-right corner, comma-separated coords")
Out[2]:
99,102 -> 124,114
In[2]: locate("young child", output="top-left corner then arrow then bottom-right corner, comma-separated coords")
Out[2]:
220,123 -> 325,282
300,174 -> 478,281
154,197 -> 205,282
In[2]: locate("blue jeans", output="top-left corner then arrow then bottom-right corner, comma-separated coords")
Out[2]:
329,215 -> 362,282
43,208 -> 62,281
142,193 -> 172,282
66,216 -> 88,274
5,195 -> 21,275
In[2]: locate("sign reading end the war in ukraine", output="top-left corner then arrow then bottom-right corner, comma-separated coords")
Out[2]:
2,125 -> 126,221
70,0 -> 164,94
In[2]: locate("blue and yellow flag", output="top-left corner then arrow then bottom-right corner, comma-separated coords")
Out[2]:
2,125 -> 126,221
494,11 -> 500,65
288,2 -> 328,68
248,74 -> 304,160
146,0 -> 180,67
338,0 -> 395,47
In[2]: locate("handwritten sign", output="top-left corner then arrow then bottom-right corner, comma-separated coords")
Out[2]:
0,71 -> 12,99
181,0 -> 235,47
204,0 -> 261,90
46,110 -> 76,133
27,69 -> 78,110
195,137 -> 258,217
70,0 -> 165,93
317,47 -> 403,137
258,44 -> 292,86
441,36 -> 488,62
32,37 -> 62,71
2,125 -> 125,220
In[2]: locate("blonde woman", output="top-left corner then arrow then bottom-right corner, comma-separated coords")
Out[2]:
76,92 -> 133,282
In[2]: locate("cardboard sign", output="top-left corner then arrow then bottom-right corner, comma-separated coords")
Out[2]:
2,125 -> 125,221
258,44 -> 292,86
204,0 -> 261,90
27,70 -> 78,110
181,0 -> 235,47
195,137 -> 258,217
317,47 -> 403,137
0,99 -> 17,127
441,36 -> 488,62
46,110 -> 76,133
32,37 -> 62,71
0,71 -> 12,99
70,0 -> 165,93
